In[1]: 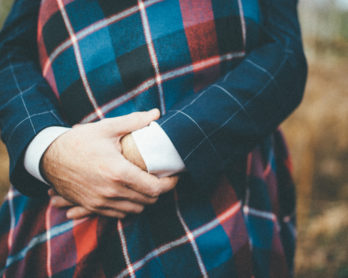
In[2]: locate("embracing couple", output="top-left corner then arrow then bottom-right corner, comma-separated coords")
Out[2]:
0,0 -> 307,277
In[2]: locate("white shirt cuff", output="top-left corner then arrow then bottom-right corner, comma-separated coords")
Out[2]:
131,121 -> 186,177
24,126 -> 71,184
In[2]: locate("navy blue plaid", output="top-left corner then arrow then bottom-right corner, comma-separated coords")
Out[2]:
0,0 -> 306,277
37,0 -> 259,125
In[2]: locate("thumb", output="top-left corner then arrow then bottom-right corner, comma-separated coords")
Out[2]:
105,108 -> 160,136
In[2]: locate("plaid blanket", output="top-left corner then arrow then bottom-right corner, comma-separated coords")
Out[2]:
37,0 -> 260,124
0,131 -> 296,277
0,0 -> 306,276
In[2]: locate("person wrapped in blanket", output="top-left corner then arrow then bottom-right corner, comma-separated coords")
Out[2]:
0,0 -> 307,277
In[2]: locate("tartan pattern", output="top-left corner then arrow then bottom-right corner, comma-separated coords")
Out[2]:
0,130 -> 296,277
0,0 -> 307,276
37,0 -> 253,124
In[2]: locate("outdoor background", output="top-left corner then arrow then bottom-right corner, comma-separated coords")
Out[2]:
0,0 -> 347,277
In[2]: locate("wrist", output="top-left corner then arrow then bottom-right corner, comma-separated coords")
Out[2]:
24,126 -> 71,184
120,134 -> 147,171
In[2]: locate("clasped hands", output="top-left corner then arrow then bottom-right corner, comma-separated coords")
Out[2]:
42,109 -> 179,219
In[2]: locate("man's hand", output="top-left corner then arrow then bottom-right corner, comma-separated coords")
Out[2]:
43,109 -> 178,219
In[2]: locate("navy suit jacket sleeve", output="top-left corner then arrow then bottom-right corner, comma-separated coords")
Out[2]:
0,0 -> 69,197
0,0 -> 307,197
157,0 -> 307,188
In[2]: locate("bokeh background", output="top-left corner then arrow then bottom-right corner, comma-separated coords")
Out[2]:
0,0 -> 347,276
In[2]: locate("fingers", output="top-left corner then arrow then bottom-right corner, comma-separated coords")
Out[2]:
120,160 -> 179,197
66,200 -> 145,220
119,160 -> 162,197
51,195 -> 74,208
89,208 -> 126,219
49,182 -> 158,220
49,192 -> 95,219
118,109 -> 160,134
103,185 -> 158,205
101,109 -> 160,136
51,176 -> 178,220
48,188 -> 58,197
157,176 -> 179,194
103,200 -> 144,215
50,199 -> 119,220
66,207 -> 94,219
49,189 -> 75,208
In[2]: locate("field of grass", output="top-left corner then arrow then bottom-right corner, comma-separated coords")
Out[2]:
0,142 -> 9,202
284,53 -> 348,277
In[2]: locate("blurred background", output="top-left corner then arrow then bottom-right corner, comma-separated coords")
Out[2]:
0,0 -> 347,277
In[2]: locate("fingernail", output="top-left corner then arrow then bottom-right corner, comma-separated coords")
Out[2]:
150,108 -> 159,114
66,211 -> 73,219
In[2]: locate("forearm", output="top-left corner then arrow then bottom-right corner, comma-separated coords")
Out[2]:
156,0 -> 307,187
24,121 -> 183,186
0,0 -> 68,197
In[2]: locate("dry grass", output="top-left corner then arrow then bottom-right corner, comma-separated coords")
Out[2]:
0,141 -> 9,202
284,53 -> 348,221
296,203 -> 348,278
283,53 -> 348,277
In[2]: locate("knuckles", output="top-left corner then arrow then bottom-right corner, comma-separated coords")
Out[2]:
102,186 -> 121,198
128,205 -> 144,214
89,198 -> 106,210
115,212 -> 126,219
147,196 -> 159,204
97,163 -> 124,185
146,187 -> 161,198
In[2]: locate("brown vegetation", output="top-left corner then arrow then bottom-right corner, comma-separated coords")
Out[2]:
0,142 -> 9,202
285,53 -> 348,278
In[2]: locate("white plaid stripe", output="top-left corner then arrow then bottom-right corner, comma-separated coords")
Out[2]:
116,201 -> 242,278
118,220 -> 136,278
283,214 -> 296,238
42,0 -> 162,76
238,0 -> 247,47
174,191 -> 208,277
6,110 -> 56,144
243,206 -> 276,222
157,52 -> 246,128
245,59 -> 277,82
212,84 -> 254,125
81,51 -> 245,123
0,64 -> 21,75
6,188 -> 15,252
176,109 -> 219,157
171,46 -> 291,164
57,0 -> 104,119
8,54 -> 36,134
0,84 -> 36,113
4,187 -> 21,201
0,220 -> 78,276
138,0 -> 166,114
45,203 -> 53,278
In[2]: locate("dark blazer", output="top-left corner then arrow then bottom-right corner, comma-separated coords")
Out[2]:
0,0 -> 307,276
0,0 -> 306,197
